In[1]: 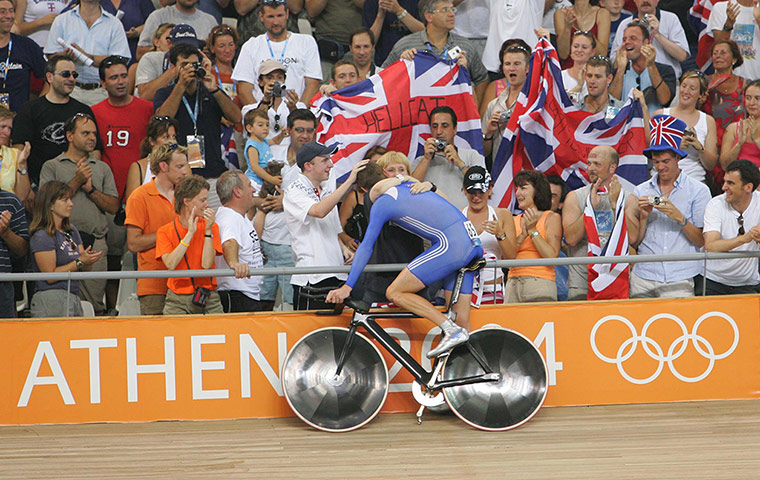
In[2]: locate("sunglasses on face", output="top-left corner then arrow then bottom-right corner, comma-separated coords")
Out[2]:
53,70 -> 79,79
292,127 -> 315,134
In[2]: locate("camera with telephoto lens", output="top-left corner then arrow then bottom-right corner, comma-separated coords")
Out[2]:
433,139 -> 448,152
190,62 -> 206,79
648,195 -> 662,206
271,81 -> 285,98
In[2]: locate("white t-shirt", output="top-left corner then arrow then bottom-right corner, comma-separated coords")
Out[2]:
703,192 -> 760,286
411,148 -> 486,209
260,155 -> 297,245
283,173 -> 346,286
452,0 -> 490,40
135,51 -> 167,90
232,33 -> 322,103
482,0 -> 544,72
215,206 -> 264,299
706,2 -> 760,81
24,0 -> 69,48
137,6 -> 218,47
610,11 -> 690,78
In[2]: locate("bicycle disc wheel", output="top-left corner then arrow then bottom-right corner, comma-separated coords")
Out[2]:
441,328 -> 548,431
281,327 -> 389,432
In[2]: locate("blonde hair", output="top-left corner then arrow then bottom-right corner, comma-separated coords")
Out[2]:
149,143 -> 188,175
375,151 -> 411,173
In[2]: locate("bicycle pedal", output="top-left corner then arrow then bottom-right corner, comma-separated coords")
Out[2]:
416,404 -> 425,425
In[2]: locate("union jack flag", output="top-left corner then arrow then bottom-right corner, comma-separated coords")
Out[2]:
583,191 -> 630,300
649,115 -> 685,150
313,51 -> 483,181
689,0 -> 727,71
490,38 -> 649,211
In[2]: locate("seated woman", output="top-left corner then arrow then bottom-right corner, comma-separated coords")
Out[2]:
156,175 -> 223,314
124,116 -> 179,201
461,166 -> 516,305
29,181 -> 102,317
720,79 -> 760,171
561,31 -> 596,99
507,170 -> 562,303
0,107 -> 31,202
654,71 -> 718,184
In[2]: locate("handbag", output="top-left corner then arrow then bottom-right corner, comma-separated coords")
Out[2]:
343,191 -> 367,240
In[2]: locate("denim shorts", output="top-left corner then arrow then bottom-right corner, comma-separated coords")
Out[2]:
259,240 -> 295,302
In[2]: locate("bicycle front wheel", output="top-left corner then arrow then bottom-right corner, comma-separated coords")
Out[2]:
281,327 -> 389,432
441,328 -> 548,431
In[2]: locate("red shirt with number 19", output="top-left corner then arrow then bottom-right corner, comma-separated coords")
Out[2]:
92,96 -> 154,198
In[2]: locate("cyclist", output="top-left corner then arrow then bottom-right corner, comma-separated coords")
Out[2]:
326,165 -> 484,358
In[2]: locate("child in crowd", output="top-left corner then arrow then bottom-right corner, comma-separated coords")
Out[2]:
243,109 -> 282,189
600,0 -> 631,56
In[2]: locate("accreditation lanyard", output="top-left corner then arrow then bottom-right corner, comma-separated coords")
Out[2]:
214,64 -> 236,96
181,89 -> 200,135
266,33 -> 291,63
426,42 -> 447,61
2,36 -> 12,90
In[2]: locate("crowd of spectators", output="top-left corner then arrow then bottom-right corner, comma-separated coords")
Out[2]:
3,0 -> 760,320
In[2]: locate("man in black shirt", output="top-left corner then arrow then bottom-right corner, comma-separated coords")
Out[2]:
154,43 -> 241,209
12,56 -> 99,188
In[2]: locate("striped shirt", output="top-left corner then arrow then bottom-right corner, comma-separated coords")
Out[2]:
0,190 -> 29,272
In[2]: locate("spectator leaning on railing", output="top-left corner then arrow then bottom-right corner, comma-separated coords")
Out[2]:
0,189 -> 28,319
156,174 -> 223,314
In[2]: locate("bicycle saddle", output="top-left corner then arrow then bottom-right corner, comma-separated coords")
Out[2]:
344,297 -> 371,314
461,257 -> 487,272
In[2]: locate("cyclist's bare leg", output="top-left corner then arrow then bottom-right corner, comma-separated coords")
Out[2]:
444,290 -> 473,332
386,268 -> 448,326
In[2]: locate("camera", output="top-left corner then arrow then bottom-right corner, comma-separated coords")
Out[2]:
647,195 -> 662,206
640,14 -> 650,27
433,139 -> 448,152
191,286 -> 211,307
272,81 -> 285,98
683,128 -> 695,137
190,62 -> 206,79
498,111 -> 511,124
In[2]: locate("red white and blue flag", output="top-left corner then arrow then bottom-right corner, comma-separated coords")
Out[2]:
583,191 -> 630,300
490,38 -> 649,211
689,0 -> 727,71
313,51 -> 483,181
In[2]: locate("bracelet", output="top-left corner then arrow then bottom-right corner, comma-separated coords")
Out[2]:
208,88 -> 220,95
180,240 -> 190,248
653,80 -> 664,91
397,9 -> 408,19
85,185 -> 96,195
429,182 -> 437,192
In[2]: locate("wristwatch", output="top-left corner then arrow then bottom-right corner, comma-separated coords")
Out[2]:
530,230 -> 540,238
496,233 -> 507,241
429,182 -> 437,192
85,185 -> 96,195
678,216 -> 688,227
723,23 -> 733,32
396,174 -> 405,182
17,168 -> 27,175
75,259 -> 84,271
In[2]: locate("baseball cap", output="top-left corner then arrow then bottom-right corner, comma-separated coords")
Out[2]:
297,142 -> 338,169
463,166 -> 492,192
259,59 -> 287,77
169,24 -> 199,48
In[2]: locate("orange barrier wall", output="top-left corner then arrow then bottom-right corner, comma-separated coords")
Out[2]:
2,295 -> 759,425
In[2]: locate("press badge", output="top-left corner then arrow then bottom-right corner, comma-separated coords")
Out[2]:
186,135 -> 206,169
0,93 -> 9,109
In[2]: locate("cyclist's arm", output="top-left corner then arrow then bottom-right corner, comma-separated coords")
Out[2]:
369,175 -> 416,202
345,200 -> 390,288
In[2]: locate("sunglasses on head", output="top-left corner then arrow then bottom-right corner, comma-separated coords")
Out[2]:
101,56 -> 129,68
53,70 -> 79,79
261,0 -> 286,5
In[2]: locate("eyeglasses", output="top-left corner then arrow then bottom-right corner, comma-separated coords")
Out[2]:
738,213 -> 745,236
53,70 -> 79,79
273,114 -> 281,133
433,6 -> 457,13
62,231 -> 78,253
292,127 -> 316,134
101,56 -> 129,68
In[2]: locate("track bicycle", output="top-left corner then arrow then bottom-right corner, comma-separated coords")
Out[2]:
280,258 -> 549,432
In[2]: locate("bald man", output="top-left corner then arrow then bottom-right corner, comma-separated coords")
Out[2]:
561,146 -> 639,300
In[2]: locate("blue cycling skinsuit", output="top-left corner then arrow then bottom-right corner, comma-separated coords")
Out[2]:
345,183 -> 484,294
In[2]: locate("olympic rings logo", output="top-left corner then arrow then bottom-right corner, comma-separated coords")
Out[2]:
590,312 -> 739,384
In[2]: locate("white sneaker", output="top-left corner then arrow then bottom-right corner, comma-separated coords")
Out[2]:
427,327 -> 469,358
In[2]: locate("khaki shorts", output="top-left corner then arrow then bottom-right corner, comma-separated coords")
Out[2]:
505,276 -> 557,304
139,294 -> 166,315
163,290 -> 223,315
106,212 -> 127,258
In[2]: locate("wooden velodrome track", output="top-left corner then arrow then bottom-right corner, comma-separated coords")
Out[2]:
0,399 -> 758,479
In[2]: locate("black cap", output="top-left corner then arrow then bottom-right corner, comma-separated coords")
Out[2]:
296,142 -> 339,169
463,166 -> 491,192
169,24 -> 199,48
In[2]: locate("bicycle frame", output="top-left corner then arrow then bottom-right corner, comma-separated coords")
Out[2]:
334,306 -> 500,390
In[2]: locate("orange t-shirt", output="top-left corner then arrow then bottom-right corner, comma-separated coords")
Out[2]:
511,211 -> 555,281
155,217 -> 223,295
124,180 -> 175,296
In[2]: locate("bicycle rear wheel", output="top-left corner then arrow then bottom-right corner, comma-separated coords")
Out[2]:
441,328 -> 548,431
281,327 -> 389,432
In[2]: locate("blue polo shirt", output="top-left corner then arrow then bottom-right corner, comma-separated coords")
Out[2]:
0,34 -> 46,112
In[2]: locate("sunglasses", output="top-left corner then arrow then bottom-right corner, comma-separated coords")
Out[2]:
292,127 -> 315,134
62,231 -> 78,253
738,213 -> 745,236
273,114 -> 281,133
153,115 -> 172,123
261,0 -> 286,5
53,70 -> 79,79
101,56 -> 129,68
